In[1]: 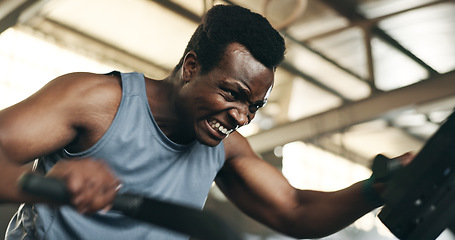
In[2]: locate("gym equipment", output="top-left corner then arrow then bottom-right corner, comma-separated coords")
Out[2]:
18,173 -> 241,240
377,110 -> 455,240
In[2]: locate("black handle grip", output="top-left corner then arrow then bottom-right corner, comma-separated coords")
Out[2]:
371,154 -> 402,182
17,173 -> 144,214
17,173 -> 242,240
18,173 -> 70,203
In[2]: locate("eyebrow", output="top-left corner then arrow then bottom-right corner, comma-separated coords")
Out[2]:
232,81 -> 267,108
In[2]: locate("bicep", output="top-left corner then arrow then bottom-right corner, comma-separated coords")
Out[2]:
217,132 -> 299,227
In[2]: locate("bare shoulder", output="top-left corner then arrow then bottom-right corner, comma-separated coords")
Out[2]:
0,73 -> 122,159
45,72 -> 122,105
0,72 -> 123,161
1,71 -> 121,118
38,72 -> 122,119
48,72 -> 123,150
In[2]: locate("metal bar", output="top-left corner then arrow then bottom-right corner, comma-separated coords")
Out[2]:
284,33 -> 371,84
247,71 -> 455,154
151,0 -> 202,23
371,26 -> 439,75
23,19 -> 170,78
0,0 -> 37,34
362,26 -> 376,88
320,0 -> 440,76
305,0 -> 451,42
280,61 -> 350,102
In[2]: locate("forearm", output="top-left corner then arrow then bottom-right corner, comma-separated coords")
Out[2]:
219,143 -> 384,239
0,157 -> 39,204
218,171 -> 380,238
281,181 -> 381,239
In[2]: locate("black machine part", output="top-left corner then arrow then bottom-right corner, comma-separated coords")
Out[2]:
378,111 -> 455,240
18,173 -> 242,240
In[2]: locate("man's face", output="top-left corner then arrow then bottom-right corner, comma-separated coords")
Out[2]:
180,43 -> 274,147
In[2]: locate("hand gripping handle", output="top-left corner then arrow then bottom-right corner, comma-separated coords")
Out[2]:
17,173 -> 242,240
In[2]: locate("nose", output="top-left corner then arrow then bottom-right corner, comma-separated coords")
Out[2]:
228,106 -> 250,127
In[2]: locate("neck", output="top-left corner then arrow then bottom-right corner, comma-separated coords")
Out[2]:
145,74 -> 195,144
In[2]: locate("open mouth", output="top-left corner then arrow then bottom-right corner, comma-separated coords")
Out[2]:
209,119 -> 236,136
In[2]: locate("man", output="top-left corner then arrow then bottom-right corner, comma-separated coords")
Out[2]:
0,4 -> 406,240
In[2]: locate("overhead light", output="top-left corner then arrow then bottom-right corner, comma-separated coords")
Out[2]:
408,122 -> 439,139
393,112 -> 427,127
429,110 -> 453,123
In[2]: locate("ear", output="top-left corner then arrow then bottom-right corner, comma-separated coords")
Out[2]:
182,51 -> 198,83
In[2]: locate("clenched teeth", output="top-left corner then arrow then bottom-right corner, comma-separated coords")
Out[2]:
210,120 -> 234,135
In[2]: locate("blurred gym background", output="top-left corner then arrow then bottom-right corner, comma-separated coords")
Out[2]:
1,0 -> 455,239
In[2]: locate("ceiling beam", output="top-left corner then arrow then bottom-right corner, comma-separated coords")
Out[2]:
0,0 -> 42,34
280,61 -> 351,102
320,0 -> 439,75
151,0 -> 202,23
284,33 -> 371,86
304,0 -> 451,42
247,71 -> 455,154
22,17 -> 171,78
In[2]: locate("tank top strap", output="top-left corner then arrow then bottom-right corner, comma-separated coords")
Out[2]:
119,72 -> 146,97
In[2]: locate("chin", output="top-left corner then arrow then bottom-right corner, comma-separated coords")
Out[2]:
195,123 -> 223,147
196,132 -> 223,147
198,138 -> 222,147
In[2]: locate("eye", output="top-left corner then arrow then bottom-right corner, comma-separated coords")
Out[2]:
249,100 -> 267,113
249,105 -> 259,113
223,89 -> 238,101
249,103 -> 261,113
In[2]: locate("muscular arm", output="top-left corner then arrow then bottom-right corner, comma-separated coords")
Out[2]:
216,132 -> 378,239
0,72 -> 120,211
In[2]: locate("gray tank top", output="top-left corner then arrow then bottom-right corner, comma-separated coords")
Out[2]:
6,72 -> 225,240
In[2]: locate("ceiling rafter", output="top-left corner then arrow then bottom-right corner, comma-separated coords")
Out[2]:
247,71 -> 455,154
284,33 -> 373,86
151,0 -> 202,23
23,17 -> 171,78
280,61 -> 352,102
320,0 -> 439,76
0,0 -> 40,33
304,0 -> 452,42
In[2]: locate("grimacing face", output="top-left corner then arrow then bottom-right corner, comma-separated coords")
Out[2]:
179,43 -> 274,147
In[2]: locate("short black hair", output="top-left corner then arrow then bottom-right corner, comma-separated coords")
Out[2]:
173,4 -> 286,74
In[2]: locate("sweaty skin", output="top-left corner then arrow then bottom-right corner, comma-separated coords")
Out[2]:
0,42 -> 401,238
